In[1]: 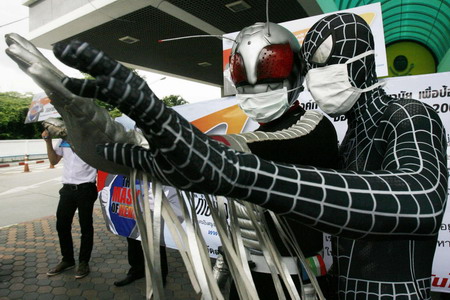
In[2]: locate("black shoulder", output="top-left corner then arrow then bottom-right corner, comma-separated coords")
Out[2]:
315,112 -> 338,140
383,98 -> 438,120
380,98 -> 443,137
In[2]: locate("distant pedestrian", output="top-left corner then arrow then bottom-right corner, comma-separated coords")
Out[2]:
42,129 -> 98,279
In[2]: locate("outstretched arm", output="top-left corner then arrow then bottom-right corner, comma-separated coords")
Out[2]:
4,33 -> 143,175
54,40 -> 448,239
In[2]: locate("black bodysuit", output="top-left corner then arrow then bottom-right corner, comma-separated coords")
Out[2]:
226,104 -> 339,299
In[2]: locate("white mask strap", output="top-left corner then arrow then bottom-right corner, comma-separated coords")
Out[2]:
346,50 -> 375,64
358,81 -> 385,93
286,85 -> 302,93
345,50 -> 382,92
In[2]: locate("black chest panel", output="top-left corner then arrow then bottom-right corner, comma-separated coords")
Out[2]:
249,107 -> 340,256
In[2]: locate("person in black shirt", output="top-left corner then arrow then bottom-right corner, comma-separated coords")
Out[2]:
217,22 -> 338,299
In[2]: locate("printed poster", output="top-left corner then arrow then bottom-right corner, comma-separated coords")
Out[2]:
24,92 -> 61,123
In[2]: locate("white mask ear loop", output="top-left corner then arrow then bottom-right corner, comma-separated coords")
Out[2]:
345,50 -> 375,65
286,85 -> 303,104
357,81 -> 385,92
345,50 -> 385,92
286,85 -> 302,94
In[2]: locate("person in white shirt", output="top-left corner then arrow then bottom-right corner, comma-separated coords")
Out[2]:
42,129 -> 98,279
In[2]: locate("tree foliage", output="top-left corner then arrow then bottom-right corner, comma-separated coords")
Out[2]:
0,92 -> 42,140
161,95 -> 188,107
0,73 -> 188,139
94,100 -> 123,118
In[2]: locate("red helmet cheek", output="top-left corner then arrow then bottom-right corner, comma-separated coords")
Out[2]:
230,53 -> 247,85
257,44 -> 294,81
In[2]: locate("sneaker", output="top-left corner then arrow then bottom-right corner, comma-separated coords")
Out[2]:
46,261 -> 75,276
75,262 -> 90,279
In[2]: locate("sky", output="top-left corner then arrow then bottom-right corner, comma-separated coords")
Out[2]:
0,0 -> 221,103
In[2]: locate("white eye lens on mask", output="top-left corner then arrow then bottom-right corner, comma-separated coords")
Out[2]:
236,87 -> 291,123
305,50 -> 383,117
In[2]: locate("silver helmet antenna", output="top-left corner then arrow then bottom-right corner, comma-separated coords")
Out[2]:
159,35 -> 236,43
265,0 -> 271,37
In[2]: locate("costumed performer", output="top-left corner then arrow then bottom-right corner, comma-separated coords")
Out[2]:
212,21 -> 338,299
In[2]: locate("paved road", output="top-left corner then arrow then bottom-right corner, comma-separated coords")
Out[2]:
0,161 -> 102,228
0,161 -> 68,228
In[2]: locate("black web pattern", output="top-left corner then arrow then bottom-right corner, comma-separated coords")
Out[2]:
300,13 -> 448,300
338,277 -> 430,299
53,12 -> 448,299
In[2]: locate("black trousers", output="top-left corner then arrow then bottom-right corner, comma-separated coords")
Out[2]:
56,183 -> 98,264
126,237 -> 168,285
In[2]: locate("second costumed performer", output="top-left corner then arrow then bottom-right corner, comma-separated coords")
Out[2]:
211,21 -> 339,299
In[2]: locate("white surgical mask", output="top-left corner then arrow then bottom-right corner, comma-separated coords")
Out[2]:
237,87 -> 291,123
305,50 -> 383,117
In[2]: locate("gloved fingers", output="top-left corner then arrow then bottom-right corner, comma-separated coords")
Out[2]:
5,34 -> 76,107
5,33 -> 44,58
61,76 -> 132,108
62,77 -> 104,100
5,33 -> 65,78
5,43 -> 30,71
95,76 -> 156,117
5,43 -> 47,78
26,63 -> 79,106
53,40 -> 150,92
96,143 -> 153,173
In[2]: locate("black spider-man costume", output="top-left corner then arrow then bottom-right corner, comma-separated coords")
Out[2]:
5,11 -> 448,299
299,13 -> 448,299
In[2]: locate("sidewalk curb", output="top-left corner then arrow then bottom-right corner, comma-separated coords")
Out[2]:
0,159 -> 46,168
